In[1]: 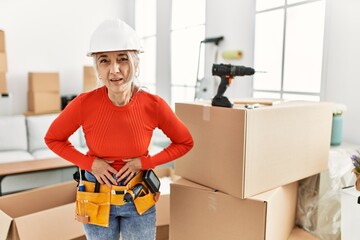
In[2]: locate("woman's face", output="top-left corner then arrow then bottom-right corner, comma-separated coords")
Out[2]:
95,51 -> 131,94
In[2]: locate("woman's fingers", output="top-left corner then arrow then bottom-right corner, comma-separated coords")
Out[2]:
91,158 -> 118,186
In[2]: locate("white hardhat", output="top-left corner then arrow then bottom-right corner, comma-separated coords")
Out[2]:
87,19 -> 143,57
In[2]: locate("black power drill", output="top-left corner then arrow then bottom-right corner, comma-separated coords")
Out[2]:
212,63 -> 255,108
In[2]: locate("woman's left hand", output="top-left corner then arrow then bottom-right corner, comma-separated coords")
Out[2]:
116,157 -> 142,185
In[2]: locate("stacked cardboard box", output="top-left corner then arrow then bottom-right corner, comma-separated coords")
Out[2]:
0,30 -> 12,116
83,66 -> 98,92
27,72 -> 61,113
172,100 -> 332,240
0,30 -> 8,93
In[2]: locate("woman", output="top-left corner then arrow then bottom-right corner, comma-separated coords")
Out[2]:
45,19 -> 193,240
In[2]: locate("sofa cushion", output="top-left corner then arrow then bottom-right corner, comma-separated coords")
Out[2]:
31,145 -> 88,160
27,114 -> 59,152
0,115 -> 28,151
27,114 -> 82,153
0,150 -> 34,163
31,149 -> 59,159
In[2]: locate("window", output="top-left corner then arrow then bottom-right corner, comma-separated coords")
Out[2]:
135,0 -> 157,94
171,0 -> 206,105
253,0 -> 325,101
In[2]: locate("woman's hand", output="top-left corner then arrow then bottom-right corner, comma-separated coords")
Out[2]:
91,158 -> 118,187
116,157 -> 142,185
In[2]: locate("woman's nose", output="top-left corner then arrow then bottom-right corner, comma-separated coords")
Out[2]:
110,62 -> 120,74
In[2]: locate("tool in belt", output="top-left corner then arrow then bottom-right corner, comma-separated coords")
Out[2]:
75,169 -> 161,227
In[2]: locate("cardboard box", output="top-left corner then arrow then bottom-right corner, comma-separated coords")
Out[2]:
28,91 -> 61,113
0,72 -> 7,93
175,101 -> 332,199
0,181 -> 83,240
155,167 -> 180,240
341,186 -> 360,240
0,167 -> 175,240
170,178 -> 298,240
83,66 -> 98,92
0,30 -> 5,52
28,72 -> 60,92
0,52 -> 7,72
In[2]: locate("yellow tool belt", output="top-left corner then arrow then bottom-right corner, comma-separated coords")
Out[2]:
75,171 -> 160,227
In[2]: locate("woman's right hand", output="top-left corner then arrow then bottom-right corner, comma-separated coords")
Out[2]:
91,158 -> 118,187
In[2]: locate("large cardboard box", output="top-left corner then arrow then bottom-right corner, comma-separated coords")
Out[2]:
0,30 -> 5,52
0,52 -> 7,72
0,72 -> 7,93
0,181 -> 83,240
83,66 -> 97,92
170,178 -> 298,240
28,72 -> 60,92
0,167 -> 174,240
28,91 -> 61,113
341,186 -> 360,240
175,101 -> 332,199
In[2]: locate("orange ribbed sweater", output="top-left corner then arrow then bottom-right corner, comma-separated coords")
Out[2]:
45,86 -> 193,171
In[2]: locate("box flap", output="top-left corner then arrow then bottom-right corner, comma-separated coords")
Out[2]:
0,181 -> 77,218
14,203 -> 84,240
233,98 -> 282,106
0,210 -> 12,240
172,177 -> 211,191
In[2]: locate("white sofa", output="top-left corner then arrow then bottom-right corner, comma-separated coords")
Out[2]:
0,114 -> 87,194
0,113 -> 170,194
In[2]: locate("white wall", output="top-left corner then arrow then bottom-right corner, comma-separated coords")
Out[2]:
322,0 -> 360,144
205,0 -> 256,99
0,0 -> 131,114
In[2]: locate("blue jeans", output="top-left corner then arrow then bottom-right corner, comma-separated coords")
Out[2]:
83,171 -> 156,240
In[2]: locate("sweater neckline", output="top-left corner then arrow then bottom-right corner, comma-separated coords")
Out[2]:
101,86 -> 140,110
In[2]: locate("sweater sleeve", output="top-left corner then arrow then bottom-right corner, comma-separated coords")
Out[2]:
44,95 -> 95,171
140,97 -> 194,169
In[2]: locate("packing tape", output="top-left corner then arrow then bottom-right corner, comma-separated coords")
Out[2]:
221,50 -> 243,59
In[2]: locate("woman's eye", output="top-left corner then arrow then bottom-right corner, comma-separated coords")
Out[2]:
117,56 -> 129,62
99,59 -> 109,64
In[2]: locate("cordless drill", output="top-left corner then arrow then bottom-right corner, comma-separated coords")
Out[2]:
212,63 -> 255,108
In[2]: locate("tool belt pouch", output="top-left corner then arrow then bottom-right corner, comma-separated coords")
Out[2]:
75,181 -> 111,227
133,190 -> 160,215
